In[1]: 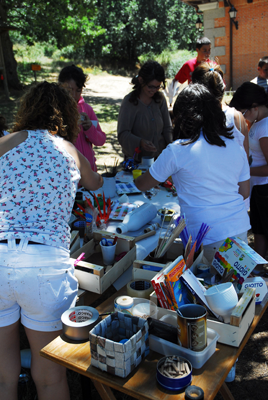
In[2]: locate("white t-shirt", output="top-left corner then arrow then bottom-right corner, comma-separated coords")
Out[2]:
150,132 -> 250,245
249,116 -> 268,189
224,106 -> 245,149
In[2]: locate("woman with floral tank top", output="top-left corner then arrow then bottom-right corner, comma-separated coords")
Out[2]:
0,82 -> 103,400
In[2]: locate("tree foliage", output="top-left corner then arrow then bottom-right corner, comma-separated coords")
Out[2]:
85,0 -> 199,64
1,0 -> 104,47
0,0 -> 200,87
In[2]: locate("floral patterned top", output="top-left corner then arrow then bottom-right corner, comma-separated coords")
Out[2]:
0,130 -> 81,250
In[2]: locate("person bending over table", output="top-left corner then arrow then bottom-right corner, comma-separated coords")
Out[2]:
134,83 -> 250,263
117,61 -> 173,163
230,82 -> 268,261
59,64 -> 106,172
0,82 -> 103,400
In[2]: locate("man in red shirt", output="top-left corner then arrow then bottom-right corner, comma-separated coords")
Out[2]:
173,37 -> 212,85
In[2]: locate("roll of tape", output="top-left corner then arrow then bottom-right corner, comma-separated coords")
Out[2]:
114,296 -> 133,314
127,280 -> 153,299
185,385 -> 204,400
61,306 -> 99,341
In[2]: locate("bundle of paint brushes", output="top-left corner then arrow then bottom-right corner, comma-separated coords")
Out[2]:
154,211 -> 186,258
178,214 -> 210,252
73,193 -> 112,228
104,158 -> 120,177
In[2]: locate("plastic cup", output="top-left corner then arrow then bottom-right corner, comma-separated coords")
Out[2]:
100,242 -> 117,265
132,169 -> 142,179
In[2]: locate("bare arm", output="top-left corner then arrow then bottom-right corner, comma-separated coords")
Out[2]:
134,170 -> 160,191
234,109 -> 249,158
250,137 -> 268,176
63,141 -> 103,190
238,179 -> 250,200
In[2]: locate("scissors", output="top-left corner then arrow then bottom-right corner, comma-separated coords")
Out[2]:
101,238 -> 113,246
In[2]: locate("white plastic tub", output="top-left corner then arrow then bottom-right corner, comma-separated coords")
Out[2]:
149,327 -> 219,369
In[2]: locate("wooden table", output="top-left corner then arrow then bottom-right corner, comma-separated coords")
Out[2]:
40,287 -> 268,400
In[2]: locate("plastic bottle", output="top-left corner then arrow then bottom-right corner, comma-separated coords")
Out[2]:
116,203 -> 157,234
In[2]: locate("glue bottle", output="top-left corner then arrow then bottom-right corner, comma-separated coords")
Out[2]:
116,203 -> 157,234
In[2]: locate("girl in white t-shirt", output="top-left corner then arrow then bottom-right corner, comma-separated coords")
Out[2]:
230,82 -> 268,260
135,84 -> 250,262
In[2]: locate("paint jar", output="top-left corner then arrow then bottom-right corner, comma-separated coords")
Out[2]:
114,296 -> 134,315
177,304 -> 207,352
132,169 -> 142,179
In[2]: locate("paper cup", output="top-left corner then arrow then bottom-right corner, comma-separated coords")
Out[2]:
132,169 -> 142,179
100,242 -> 117,265
102,174 -> 116,198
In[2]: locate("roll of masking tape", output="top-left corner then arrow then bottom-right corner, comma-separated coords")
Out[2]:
61,306 -> 99,341
114,296 -> 134,314
127,280 -> 154,299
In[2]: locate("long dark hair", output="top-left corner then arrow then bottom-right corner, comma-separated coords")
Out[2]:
129,61 -> 166,105
173,83 -> 233,146
229,81 -> 268,110
13,81 -> 80,143
191,62 -> 225,102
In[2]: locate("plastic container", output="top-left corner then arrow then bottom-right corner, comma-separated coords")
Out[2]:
225,358 -> 238,382
132,169 -> 142,179
20,349 -> 31,369
159,313 -> 177,327
204,282 -> 238,323
156,355 -> 192,391
116,203 -> 157,234
117,297 -> 158,320
149,328 -> 220,369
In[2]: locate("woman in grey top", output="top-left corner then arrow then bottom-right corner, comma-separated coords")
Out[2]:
117,61 -> 173,162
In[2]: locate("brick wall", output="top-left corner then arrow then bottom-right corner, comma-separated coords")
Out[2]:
214,0 -> 268,90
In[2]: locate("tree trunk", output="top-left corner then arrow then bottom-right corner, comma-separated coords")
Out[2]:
0,1 -> 22,90
1,31 -> 22,89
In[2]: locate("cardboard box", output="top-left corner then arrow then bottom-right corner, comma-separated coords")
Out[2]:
71,231 -> 136,294
132,260 -> 165,281
241,277 -> 267,305
133,239 -> 203,282
212,236 -> 267,288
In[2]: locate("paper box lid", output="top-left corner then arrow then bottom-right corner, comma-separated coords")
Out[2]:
212,236 -> 267,288
241,277 -> 267,304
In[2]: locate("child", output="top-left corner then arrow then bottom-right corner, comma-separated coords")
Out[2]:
173,37 -> 212,85
251,56 -> 268,93
59,65 -> 106,171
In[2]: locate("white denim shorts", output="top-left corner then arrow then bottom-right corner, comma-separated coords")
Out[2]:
0,239 -> 78,332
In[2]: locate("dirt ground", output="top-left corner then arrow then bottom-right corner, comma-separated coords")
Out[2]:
83,73 -> 132,170
5,75 -> 268,400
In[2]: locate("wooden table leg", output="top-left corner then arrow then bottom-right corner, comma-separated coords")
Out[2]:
91,378 -> 117,400
219,382 -> 235,400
